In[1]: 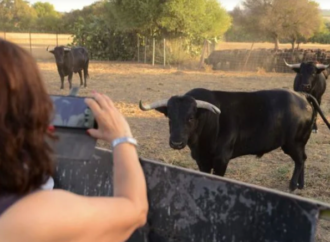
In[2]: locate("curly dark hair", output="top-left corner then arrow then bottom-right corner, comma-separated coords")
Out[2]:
0,38 -> 56,195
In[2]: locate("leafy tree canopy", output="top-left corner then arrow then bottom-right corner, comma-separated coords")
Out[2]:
227,0 -> 323,49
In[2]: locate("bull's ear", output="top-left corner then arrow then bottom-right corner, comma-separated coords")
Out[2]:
48,50 -> 55,54
322,70 -> 329,79
155,107 -> 168,117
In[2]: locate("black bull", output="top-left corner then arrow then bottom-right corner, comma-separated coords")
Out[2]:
47,46 -> 89,89
139,88 -> 330,191
284,59 -> 329,133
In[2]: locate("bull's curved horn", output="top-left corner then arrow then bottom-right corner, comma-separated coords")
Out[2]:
316,64 -> 329,69
195,100 -> 221,114
46,46 -> 55,52
283,59 -> 301,69
64,47 -> 71,51
139,99 -> 169,111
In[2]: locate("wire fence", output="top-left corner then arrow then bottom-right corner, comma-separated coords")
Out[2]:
2,31 -> 330,73
207,42 -> 330,73
0,32 -> 73,60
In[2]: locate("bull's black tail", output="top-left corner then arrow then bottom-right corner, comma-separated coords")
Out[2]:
305,94 -> 330,130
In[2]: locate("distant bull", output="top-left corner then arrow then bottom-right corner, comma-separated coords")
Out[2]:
47,46 -> 89,89
284,59 -> 329,133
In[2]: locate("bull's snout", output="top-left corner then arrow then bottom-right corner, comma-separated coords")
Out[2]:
169,140 -> 186,150
302,84 -> 311,91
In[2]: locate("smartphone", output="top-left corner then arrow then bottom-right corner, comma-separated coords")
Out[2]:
50,95 -> 98,129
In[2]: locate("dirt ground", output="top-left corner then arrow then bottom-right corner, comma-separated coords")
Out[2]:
38,60 -> 330,241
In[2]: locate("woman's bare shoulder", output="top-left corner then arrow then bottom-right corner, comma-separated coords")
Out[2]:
0,189 -> 145,242
0,189 -> 74,220
0,190 -> 79,240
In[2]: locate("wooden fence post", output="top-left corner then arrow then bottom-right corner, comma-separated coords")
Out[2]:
163,38 -> 166,67
199,39 -> 207,68
144,37 -> 147,64
152,37 -> 155,66
29,32 -> 32,53
243,42 -> 255,72
137,37 -> 140,63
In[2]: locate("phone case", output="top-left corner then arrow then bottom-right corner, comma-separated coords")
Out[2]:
50,95 -> 97,129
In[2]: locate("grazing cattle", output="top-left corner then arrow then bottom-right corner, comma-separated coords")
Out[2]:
284,59 -> 329,133
139,88 -> 330,191
47,46 -> 89,89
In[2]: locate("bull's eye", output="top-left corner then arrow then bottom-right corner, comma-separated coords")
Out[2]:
188,118 -> 194,123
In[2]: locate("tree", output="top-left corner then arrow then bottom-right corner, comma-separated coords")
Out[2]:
68,1 -> 137,60
160,0 -> 231,42
65,0 -> 231,61
269,0 -> 321,50
109,0 -> 231,54
109,0 -> 231,39
109,0 -> 166,37
0,0 -> 37,31
309,19 -> 330,44
225,6 -> 269,42
32,2 -> 59,18
236,0 -> 322,50
32,2 -> 62,32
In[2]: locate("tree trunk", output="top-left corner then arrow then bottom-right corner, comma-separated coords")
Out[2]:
274,36 -> 280,51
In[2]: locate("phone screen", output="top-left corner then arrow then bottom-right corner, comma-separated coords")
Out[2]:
50,95 -> 97,129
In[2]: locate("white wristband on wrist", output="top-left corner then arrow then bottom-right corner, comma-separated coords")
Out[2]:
111,137 -> 138,149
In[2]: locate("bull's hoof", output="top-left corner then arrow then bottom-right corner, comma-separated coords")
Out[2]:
312,129 -> 318,134
297,183 -> 304,190
289,182 -> 297,192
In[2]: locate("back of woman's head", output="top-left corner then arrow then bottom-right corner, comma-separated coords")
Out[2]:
0,38 -> 55,195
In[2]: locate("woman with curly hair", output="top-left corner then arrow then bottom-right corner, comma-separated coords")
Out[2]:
0,39 -> 148,242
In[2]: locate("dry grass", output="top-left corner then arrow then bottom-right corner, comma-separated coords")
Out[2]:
39,60 -> 330,241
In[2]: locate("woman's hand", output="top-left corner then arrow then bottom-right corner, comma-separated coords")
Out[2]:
85,92 -> 133,143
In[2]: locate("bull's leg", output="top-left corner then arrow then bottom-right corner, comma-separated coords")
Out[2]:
297,150 -> 307,189
213,160 -> 229,176
212,145 -> 232,176
60,75 -> 64,89
313,97 -> 322,133
84,61 -> 89,88
312,112 -> 318,133
78,70 -> 83,87
312,123 -> 318,133
282,144 -> 305,191
68,73 -> 73,89
195,159 -> 212,174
